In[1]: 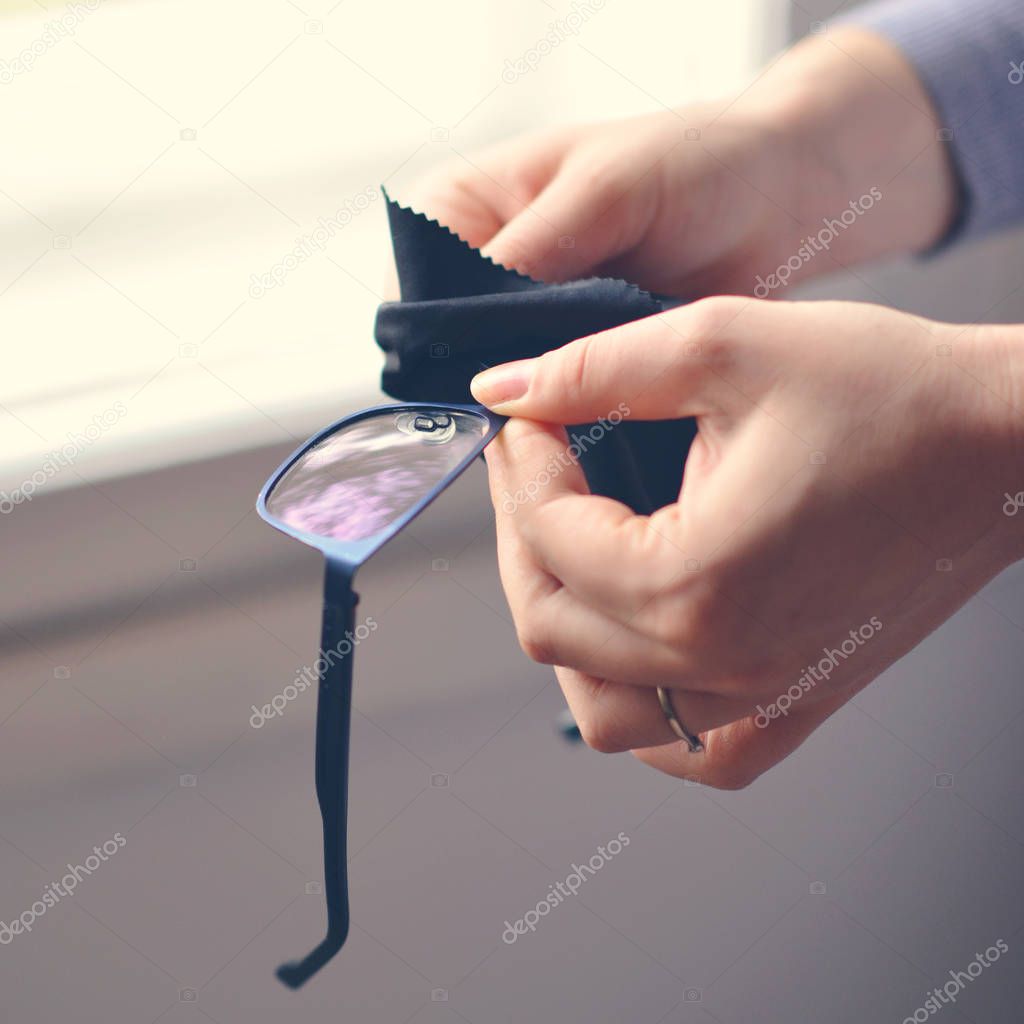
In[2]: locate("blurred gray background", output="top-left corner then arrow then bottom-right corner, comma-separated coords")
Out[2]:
2,0 -> 1023,1022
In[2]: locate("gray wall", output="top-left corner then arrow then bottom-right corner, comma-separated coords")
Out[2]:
4,415 -> 1022,1024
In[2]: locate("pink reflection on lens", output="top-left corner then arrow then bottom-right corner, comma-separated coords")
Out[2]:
265,410 -> 487,543
276,467 -> 441,541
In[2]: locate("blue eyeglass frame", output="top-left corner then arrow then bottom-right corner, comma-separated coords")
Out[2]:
257,401 -> 507,575
256,401 -> 505,988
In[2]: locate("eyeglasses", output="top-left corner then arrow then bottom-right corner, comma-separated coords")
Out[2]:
257,401 -> 505,988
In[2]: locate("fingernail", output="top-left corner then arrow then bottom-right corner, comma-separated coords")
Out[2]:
470,359 -> 533,408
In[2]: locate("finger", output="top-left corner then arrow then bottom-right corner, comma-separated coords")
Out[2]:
481,166 -> 640,283
403,151 -> 539,251
485,417 -> 687,622
511,578 -> 713,686
556,666 -> 760,755
380,177 -> 506,302
405,130 -> 578,260
486,425 -> 697,683
470,296 -> 750,420
381,182 -> 505,303
483,415 -> 591,506
404,181 -> 506,253
631,688 -> 854,789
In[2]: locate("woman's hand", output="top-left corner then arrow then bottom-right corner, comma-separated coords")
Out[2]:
399,27 -> 956,298
470,297 -> 1023,788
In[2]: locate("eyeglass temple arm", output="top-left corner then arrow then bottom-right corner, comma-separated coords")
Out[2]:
276,556 -> 358,989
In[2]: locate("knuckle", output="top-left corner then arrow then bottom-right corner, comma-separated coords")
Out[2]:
685,295 -> 744,338
677,590 -> 721,647
516,618 -> 556,665
544,333 -> 597,409
637,528 -> 690,590
493,234 -> 539,278
566,154 -> 621,206
678,296 -> 747,374
646,580 -> 723,654
577,713 -> 631,754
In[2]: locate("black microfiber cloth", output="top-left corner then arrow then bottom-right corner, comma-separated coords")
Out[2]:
374,190 -> 696,514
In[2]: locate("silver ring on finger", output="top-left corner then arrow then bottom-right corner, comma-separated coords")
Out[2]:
656,687 -> 704,754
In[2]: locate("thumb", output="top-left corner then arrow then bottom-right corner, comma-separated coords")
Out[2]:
470,298 -> 746,423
